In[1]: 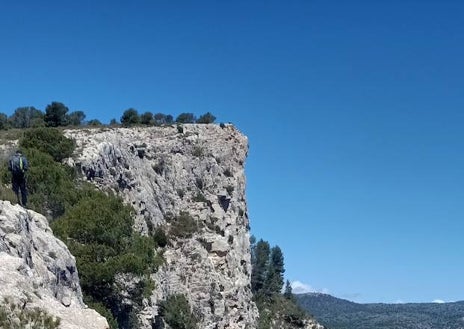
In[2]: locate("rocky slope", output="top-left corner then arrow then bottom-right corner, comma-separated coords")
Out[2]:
65,124 -> 258,328
0,200 -> 109,329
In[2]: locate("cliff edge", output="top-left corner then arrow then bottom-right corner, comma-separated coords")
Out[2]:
65,124 -> 258,328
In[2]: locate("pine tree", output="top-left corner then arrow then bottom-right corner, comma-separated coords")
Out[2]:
251,239 -> 270,293
264,246 -> 285,295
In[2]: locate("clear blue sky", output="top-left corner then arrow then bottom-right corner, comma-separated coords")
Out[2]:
1,1 -> 463,304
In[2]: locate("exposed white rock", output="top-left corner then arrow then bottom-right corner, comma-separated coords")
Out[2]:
65,124 -> 258,328
0,201 -> 109,329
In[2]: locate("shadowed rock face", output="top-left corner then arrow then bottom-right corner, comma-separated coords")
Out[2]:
0,201 -> 109,329
65,124 -> 259,329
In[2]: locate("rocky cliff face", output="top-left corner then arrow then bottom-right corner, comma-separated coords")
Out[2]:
0,200 -> 109,329
65,124 -> 259,328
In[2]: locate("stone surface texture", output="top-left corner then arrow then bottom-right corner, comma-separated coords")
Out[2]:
0,200 -> 109,329
65,124 -> 259,329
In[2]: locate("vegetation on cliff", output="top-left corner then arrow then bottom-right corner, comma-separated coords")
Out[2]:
0,127 -> 163,329
250,237 -> 312,328
0,102 -> 216,129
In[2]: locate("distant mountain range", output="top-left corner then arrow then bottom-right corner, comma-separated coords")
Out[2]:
295,293 -> 464,329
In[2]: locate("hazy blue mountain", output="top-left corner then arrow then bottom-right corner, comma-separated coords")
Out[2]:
295,293 -> 464,329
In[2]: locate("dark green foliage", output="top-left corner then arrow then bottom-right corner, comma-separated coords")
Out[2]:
175,113 -> 196,124
87,119 -> 103,126
254,294 -> 307,329
265,246 -> 285,295
140,111 -> 154,125
295,293 -> 464,329
168,211 -> 198,239
23,148 -> 77,218
196,112 -> 216,124
226,185 -> 234,196
19,127 -> 75,162
52,190 -> 156,328
153,227 -> 168,248
251,239 -> 270,294
153,113 -> 174,125
159,294 -> 199,329
66,110 -> 86,126
9,106 -> 44,128
284,280 -> 293,300
166,114 -> 174,124
192,191 -> 207,203
120,108 -> 140,126
44,101 -> 69,127
109,118 -> 119,126
0,113 -> 9,130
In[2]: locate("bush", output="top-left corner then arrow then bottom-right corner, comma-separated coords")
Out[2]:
120,108 -> 140,127
168,212 -> 198,239
22,148 -> 77,218
159,294 -> 198,329
196,112 -> 216,124
175,113 -> 196,124
19,127 -> 75,162
52,190 -> 156,327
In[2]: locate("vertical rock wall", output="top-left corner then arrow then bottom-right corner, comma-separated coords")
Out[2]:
65,124 -> 259,328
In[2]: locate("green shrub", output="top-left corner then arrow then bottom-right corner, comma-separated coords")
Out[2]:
159,294 -> 198,329
52,190 -> 156,327
23,148 -> 77,219
168,212 -> 198,239
19,127 -> 75,162
192,192 -> 207,203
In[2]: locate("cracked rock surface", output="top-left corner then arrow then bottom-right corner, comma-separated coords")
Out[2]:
65,124 -> 258,329
0,201 -> 109,329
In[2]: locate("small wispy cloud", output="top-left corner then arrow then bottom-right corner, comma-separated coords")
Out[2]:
291,281 -> 313,294
290,281 -> 329,295
433,299 -> 445,304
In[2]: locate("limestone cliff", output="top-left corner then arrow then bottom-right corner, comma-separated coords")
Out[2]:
0,201 -> 109,329
65,124 -> 259,328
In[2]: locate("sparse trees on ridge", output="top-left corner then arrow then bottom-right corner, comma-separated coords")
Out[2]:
0,102 -> 219,130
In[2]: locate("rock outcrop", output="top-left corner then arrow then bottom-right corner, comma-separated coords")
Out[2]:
65,124 -> 258,328
0,200 -> 109,329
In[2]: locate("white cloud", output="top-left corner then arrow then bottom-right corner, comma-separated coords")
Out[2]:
291,281 -> 314,294
433,299 -> 445,304
290,281 -> 329,295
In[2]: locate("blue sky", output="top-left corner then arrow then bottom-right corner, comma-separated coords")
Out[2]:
1,1 -> 463,304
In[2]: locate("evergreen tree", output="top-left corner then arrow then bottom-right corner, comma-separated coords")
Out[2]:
265,246 -> 285,294
140,111 -> 154,125
0,113 -> 9,130
251,239 -> 270,293
9,106 -> 44,128
44,102 -> 69,127
284,280 -> 293,300
120,108 -> 140,126
196,112 -> 216,124
67,110 -> 86,126
175,112 -> 196,123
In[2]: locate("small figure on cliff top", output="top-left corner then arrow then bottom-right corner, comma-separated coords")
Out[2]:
8,150 -> 29,207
